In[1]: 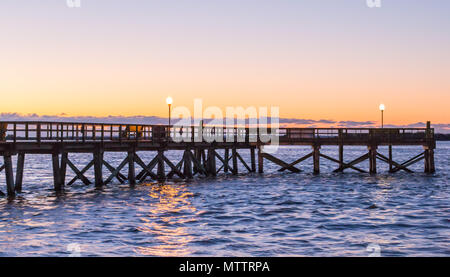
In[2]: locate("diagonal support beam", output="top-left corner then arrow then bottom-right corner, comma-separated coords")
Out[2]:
333,153 -> 369,172
214,152 -> 235,173
104,156 -> 128,185
134,153 -> 159,180
278,152 -> 312,172
67,159 -> 94,186
136,155 -> 159,181
376,152 -> 413,173
66,158 -> 92,186
188,150 -> 207,176
103,160 -> 126,183
162,155 -> 185,179
236,151 -> 252,173
261,153 -> 301,173
391,152 -> 425,173
167,158 -> 183,179
320,153 -> 367,173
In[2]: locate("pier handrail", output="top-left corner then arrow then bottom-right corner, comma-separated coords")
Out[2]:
0,120 -> 433,144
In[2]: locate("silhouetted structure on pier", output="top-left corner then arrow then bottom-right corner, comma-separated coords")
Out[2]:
0,121 -> 436,196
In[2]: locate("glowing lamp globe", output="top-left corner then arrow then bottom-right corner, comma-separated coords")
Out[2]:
166,97 -> 173,105
379,104 -> 385,111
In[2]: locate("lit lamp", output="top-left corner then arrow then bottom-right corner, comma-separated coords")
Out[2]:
379,104 -> 385,128
166,97 -> 173,127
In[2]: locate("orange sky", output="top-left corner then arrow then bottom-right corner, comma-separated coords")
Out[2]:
0,1 -> 449,125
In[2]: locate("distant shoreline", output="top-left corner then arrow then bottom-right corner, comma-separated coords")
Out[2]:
436,134 -> 450,141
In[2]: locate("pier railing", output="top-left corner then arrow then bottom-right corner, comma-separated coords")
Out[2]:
0,121 -> 433,145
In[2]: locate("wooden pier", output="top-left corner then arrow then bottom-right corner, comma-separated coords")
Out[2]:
0,121 -> 436,196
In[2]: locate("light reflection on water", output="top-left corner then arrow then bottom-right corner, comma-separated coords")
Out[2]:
0,143 -> 449,256
135,184 -> 196,256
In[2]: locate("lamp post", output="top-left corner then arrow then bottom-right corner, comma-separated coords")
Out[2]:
166,97 -> 173,127
379,104 -> 385,128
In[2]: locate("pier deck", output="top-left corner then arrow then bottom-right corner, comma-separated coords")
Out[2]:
0,121 -> 436,196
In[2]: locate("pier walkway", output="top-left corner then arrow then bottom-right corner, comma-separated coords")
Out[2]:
0,121 -> 436,196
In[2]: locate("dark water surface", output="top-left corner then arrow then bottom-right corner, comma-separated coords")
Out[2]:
1,143 -> 449,256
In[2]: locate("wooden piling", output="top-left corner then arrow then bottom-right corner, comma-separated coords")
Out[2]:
207,148 -> 216,176
224,148 -> 229,173
4,155 -> 15,196
15,153 -> 25,192
368,145 -> 377,174
52,153 -> 62,191
313,145 -> 320,174
157,150 -> 165,181
128,150 -> 136,185
258,145 -> 264,173
60,152 -> 68,187
232,147 -> 238,175
183,149 -> 193,179
338,144 -> 344,172
388,145 -> 393,172
250,147 -> 256,172
93,149 -> 103,187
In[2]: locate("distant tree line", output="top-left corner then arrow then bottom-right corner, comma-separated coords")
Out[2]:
435,134 -> 450,141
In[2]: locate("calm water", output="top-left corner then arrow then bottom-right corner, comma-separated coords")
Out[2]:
0,143 -> 449,256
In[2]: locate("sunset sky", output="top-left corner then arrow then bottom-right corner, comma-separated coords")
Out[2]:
0,0 -> 449,125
